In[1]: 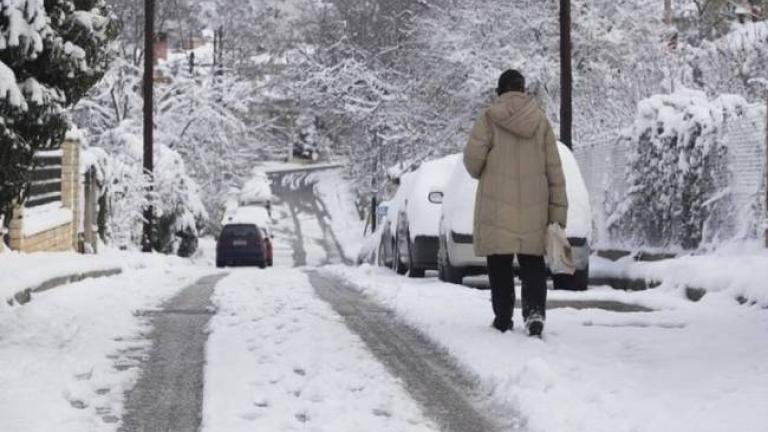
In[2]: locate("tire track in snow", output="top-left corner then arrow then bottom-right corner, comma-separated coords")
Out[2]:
308,271 -> 522,432
118,273 -> 227,432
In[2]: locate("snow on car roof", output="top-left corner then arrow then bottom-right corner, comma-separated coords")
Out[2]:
405,153 -> 461,238
227,205 -> 271,228
239,174 -> 273,205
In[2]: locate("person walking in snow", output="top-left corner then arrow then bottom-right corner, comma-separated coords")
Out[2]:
463,69 -> 568,337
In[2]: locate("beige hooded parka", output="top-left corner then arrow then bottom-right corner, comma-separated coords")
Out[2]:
463,91 -> 568,257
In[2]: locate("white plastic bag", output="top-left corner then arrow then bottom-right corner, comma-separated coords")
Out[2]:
546,223 -> 575,275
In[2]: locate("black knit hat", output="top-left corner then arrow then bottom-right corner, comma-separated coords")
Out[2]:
496,69 -> 525,96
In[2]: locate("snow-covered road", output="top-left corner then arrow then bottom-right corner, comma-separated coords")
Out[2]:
203,269 -> 439,432
2,167 -> 767,432
0,261 -> 214,432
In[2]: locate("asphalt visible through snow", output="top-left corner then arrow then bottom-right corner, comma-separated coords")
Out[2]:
119,273 -> 227,432
269,169 -> 512,431
309,271 -> 516,432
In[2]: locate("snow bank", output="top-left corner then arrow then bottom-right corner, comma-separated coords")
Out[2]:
592,242 -> 768,306
324,265 -> 768,432
0,249 -> 193,308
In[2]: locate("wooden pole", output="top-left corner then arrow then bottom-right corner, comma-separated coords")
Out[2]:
560,0 -> 573,149
142,0 -> 155,253
764,92 -> 768,248
664,0 -> 673,24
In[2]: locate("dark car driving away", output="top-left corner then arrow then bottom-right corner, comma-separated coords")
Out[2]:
216,223 -> 267,268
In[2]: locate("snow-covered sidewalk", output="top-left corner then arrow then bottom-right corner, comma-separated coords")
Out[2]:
324,265 -> 768,432
0,261 -> 213,432
202,268 -> 437,432
0,248 -> 193,305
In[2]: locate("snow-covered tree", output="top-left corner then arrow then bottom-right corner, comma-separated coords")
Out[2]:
0,0 -> 117,220
96,123 -> 207,255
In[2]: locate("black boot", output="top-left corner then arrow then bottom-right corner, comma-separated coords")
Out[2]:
525,313 -> 544,337
491,318 -> 513,333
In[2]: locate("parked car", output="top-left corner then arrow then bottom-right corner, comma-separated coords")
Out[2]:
216,223 -> 268,268
239,170 -> 273,217
223,205 -> 274,267
437,142 -> 592,290
372,171 -> 416,271
391,154 -> 461,278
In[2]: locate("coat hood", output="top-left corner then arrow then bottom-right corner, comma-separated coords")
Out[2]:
487,92 -> 544,139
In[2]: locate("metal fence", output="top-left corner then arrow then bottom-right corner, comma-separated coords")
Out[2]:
573,106 -> 767,249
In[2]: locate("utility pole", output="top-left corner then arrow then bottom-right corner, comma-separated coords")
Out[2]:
141,0 -> 155,253
764,91 -> 768,248
560,0 -> 573,149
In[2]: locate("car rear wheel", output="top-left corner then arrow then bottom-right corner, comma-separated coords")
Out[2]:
406,233 -> 425,278
552,267 -> 589,291
394,236 -> 408,275
377,240 -> 387,267
439,254 -> 464,285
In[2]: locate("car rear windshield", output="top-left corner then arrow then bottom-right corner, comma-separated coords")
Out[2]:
221,224 -> 262,240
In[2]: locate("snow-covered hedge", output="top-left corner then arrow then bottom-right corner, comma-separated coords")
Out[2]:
94,125 -> 208,256
608,89 -> 751,250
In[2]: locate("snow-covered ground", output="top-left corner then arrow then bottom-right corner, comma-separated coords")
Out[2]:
311,169 -> 365,259
0,260 -> 213,432
202,269 -> 437,432
323,264 -> 768,432
593,241 -> 768,306
0,248 -> 201,306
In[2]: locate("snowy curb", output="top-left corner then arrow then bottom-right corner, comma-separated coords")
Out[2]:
6,268 -> 123,306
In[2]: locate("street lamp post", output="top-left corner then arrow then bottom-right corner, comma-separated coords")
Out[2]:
141,0 -> 155,253
560,0 -> 573,149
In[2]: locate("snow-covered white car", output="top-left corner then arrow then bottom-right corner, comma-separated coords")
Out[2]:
391,154 -> 461,277
437,142 -> 592,290
239,170 -> 273,216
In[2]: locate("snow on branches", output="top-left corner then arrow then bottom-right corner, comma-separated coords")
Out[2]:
609,88 -> 750,250
0,0 -> 117,219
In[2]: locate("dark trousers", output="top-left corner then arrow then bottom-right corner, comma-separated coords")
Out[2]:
487,254 -> 547,323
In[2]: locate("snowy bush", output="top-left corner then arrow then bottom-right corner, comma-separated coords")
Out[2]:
95,125 -> 207,256
609,89 -> 749,250
0,0 -> 117,219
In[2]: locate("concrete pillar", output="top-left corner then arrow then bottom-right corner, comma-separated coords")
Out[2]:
61,139 -> 80,250
8,204 -> 24,251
